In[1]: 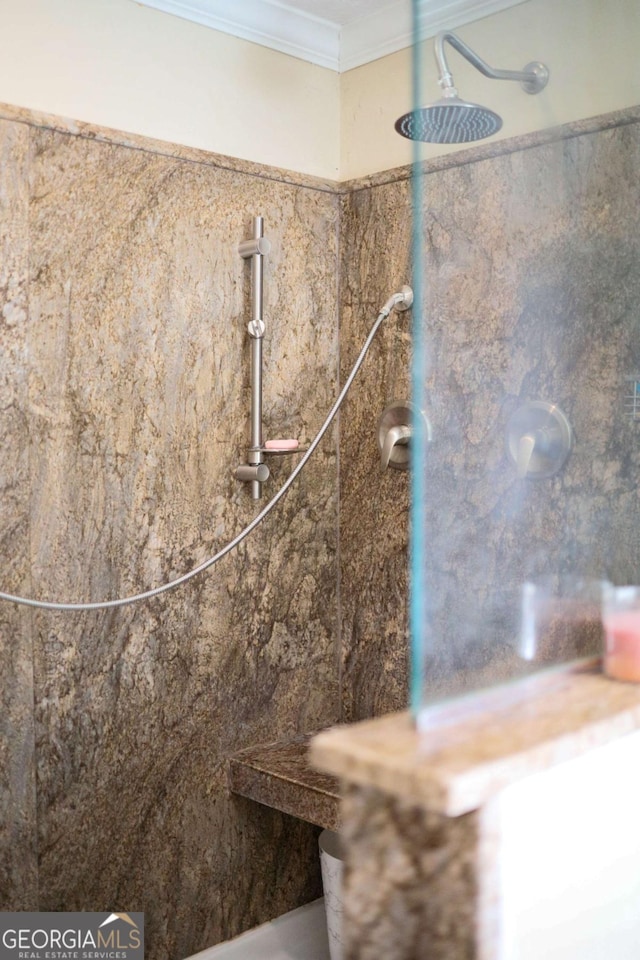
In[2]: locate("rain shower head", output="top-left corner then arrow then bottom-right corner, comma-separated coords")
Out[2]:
396,31 -> 549,144
395,96 -> 502,145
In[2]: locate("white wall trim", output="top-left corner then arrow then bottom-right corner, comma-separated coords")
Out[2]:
134,0 -> 530,73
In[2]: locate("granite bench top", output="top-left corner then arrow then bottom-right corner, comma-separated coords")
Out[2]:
228,734 -> 341,831
310,662 -> 640,817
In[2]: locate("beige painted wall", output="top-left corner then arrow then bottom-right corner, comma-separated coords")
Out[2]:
0,0 -> 340,179
0,0 -> 637,180
341,0 -> 640,180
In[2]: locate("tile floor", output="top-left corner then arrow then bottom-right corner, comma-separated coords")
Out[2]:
187,899 -> 331,960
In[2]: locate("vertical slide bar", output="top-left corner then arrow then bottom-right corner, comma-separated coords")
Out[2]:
250,216 -> 265,499
249,339 -> 264,500
252,215 -> 264,330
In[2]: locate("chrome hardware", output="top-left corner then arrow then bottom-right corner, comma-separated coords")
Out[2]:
435,32 -> 549,95
235,217 -> 308,499
237,216 -> 269,499
238,236 -> 271,259
379,285 -> 414,318
506,401 -> 572,479
520,61 -> 550,95
394,285 -> 414,312
380,423 -> 412,470
235,463 -> 270,484
378,400 -> 432,471
238,222 -> 271,341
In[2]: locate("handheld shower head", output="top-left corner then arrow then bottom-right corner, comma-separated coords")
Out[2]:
396,31 -> 549,145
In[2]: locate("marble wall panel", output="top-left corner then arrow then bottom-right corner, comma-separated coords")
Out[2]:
339,114 -> 640,717
0,119 -> 37,909
24,128 -> 340,957
4,99 -> 639,956
416,120 -> 640,699
338,184 -> 413,722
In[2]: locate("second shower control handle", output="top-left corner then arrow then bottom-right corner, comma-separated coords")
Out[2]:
506,401 -> 572,479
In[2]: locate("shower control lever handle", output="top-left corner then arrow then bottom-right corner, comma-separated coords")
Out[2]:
380,424 -> 411,470
377,400 -> 432,473
506,401 -> 572,480
516,432 -> 537,479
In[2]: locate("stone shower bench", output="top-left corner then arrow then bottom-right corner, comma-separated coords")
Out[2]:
226,661 -> 604,833
228,733 -> 341,831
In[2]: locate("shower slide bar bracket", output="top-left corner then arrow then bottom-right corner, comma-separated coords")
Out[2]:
235,216 -> 305,500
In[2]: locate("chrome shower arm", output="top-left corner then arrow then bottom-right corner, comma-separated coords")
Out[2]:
435,32 -> 549,95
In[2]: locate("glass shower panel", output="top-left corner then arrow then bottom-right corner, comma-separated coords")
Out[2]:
408,0 -> 640,722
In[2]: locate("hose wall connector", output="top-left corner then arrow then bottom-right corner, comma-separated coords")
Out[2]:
379,285 -> 414,319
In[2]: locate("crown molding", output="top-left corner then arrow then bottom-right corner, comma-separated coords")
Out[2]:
340,4 -> 411,72
340,0 -> 529,70
134,0 -> 341,69
134,0 -> 529,73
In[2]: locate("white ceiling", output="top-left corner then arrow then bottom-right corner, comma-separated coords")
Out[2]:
134,0 -> 528,72
272,0 -> 400,25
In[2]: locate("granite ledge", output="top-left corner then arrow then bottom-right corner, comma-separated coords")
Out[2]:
310,663 -> 640,817
228,735 -> 341,831
0,100 -> 340,195
2,100 -> 639,198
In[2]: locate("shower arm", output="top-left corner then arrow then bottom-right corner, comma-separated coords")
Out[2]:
435,32 -> 549,96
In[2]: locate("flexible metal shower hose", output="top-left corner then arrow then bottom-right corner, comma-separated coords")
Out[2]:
0,295 -> 407,611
